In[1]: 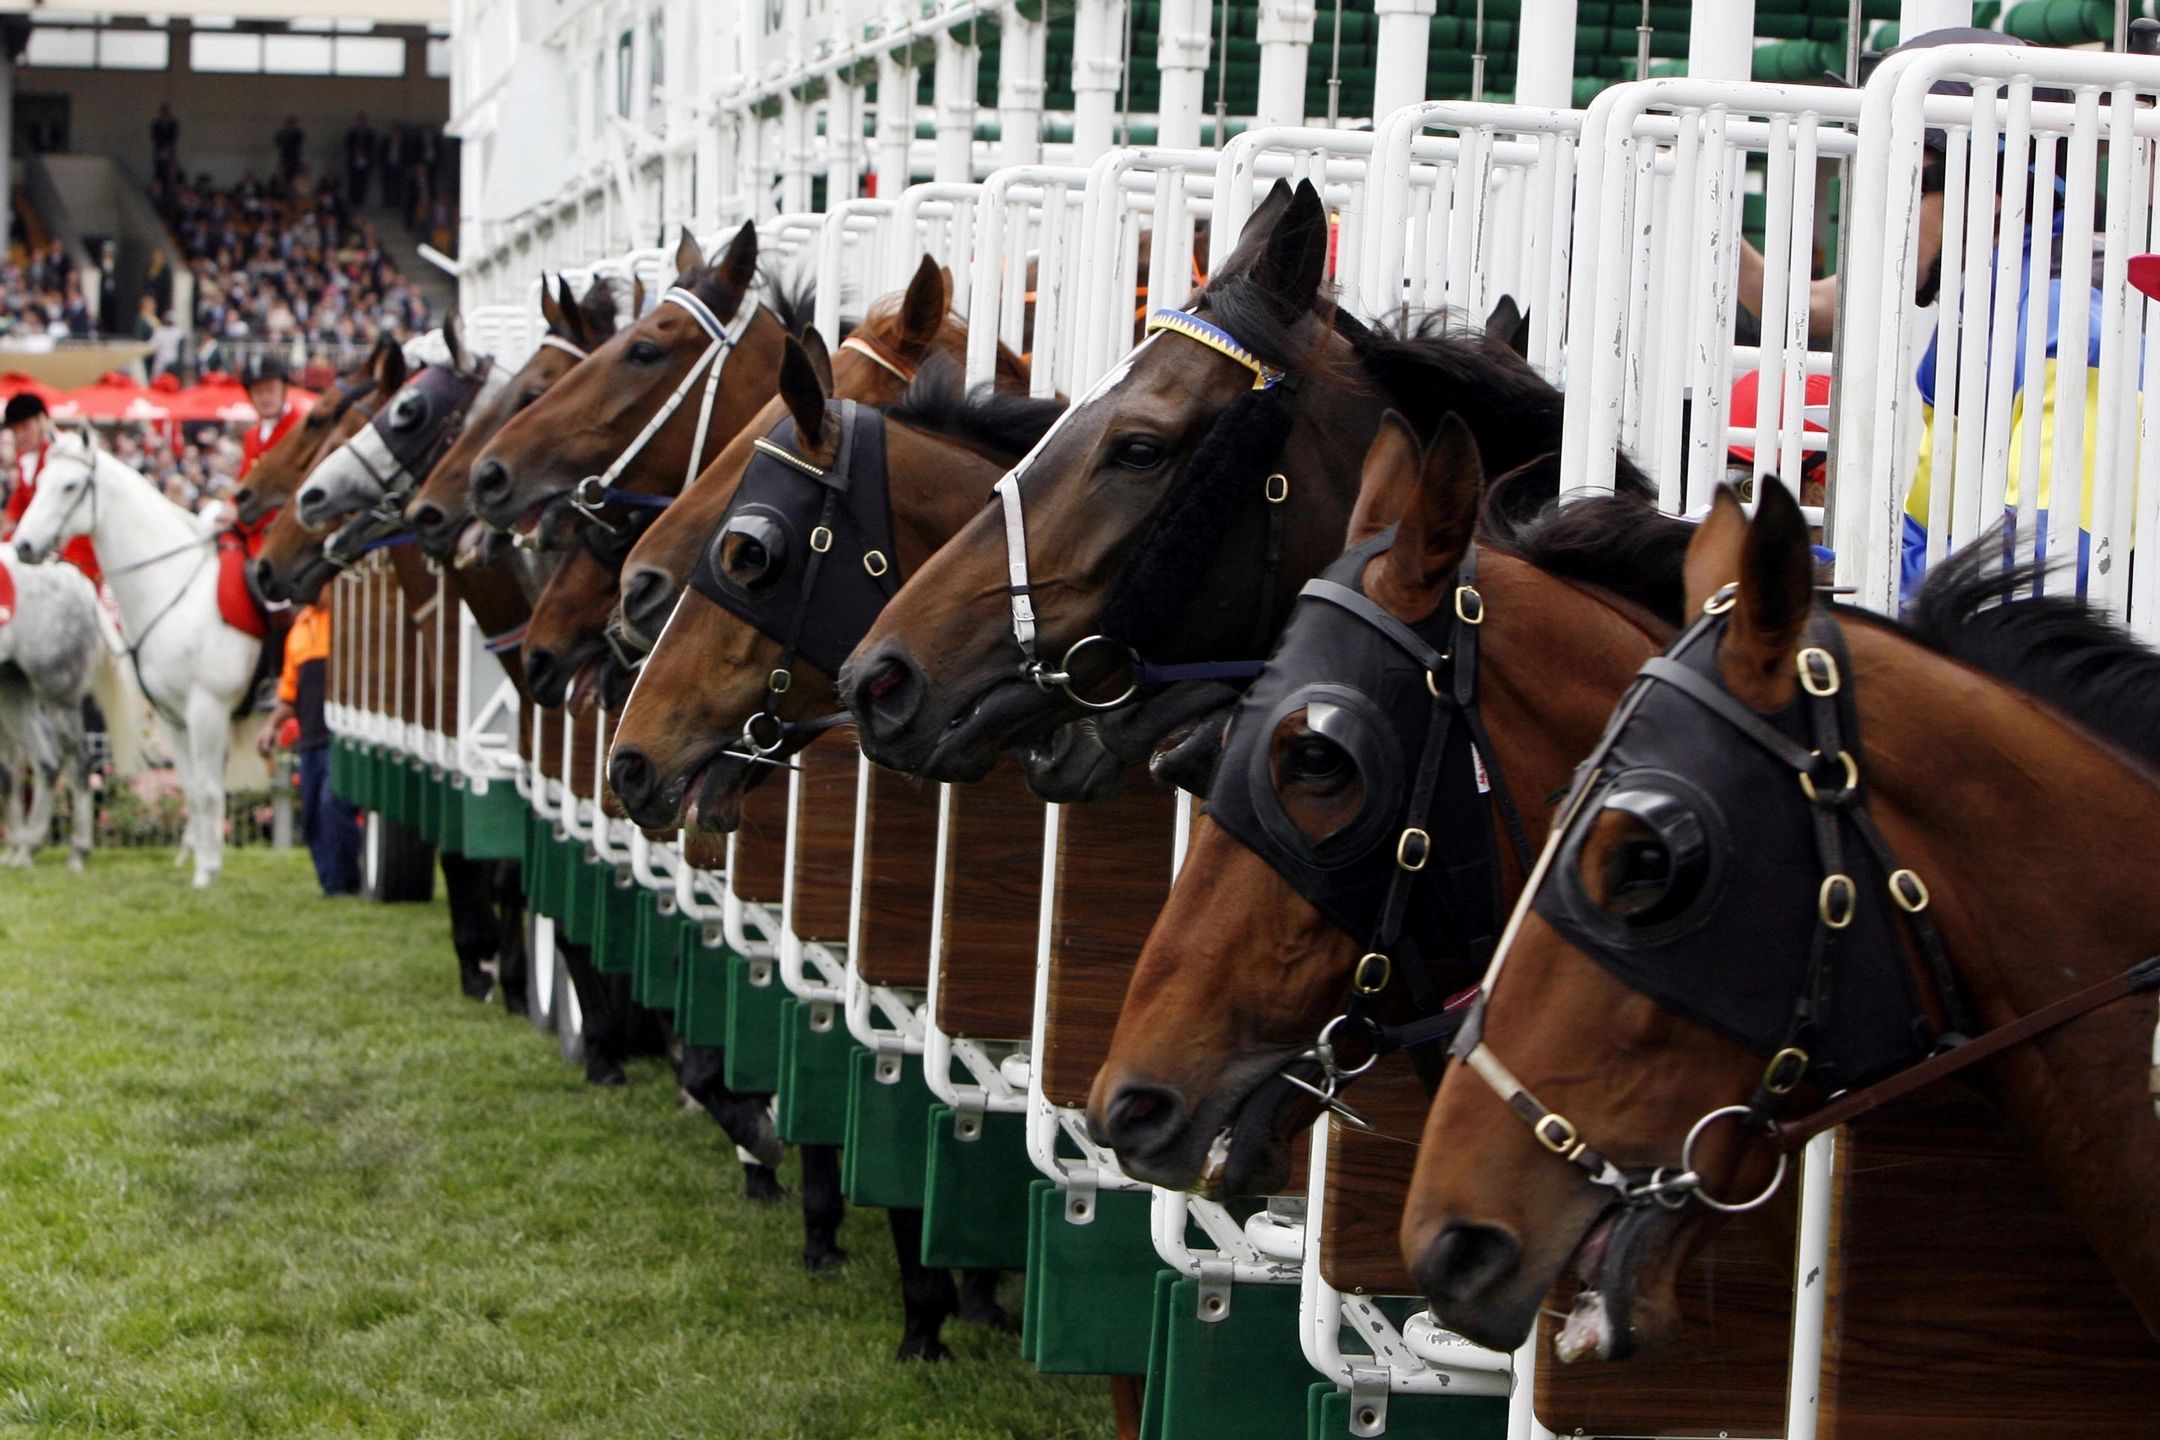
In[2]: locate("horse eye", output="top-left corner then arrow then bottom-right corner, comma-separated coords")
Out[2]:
1593,790 -> 1709,927
518,387 -> 547,410
1111,436 -> 1166,471
1284,734 -> 1352,786
718,516 -> 787,592
628,340 -> 666,365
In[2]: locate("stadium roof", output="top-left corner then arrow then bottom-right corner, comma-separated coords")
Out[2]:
0,2 -> 448,22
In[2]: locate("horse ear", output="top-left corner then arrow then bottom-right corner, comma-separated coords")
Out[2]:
899,255 -> 949,349
540,277 -> 567,337
778,334 -> 830,449
629,275 -> 646,322
1346,411 -> 1421,548
444,309 -> 471,372
1251,180 -> 1329,319
375,338 -> 406,394
1377,411 -> 1482,608
1717,480 -> 1816,709
714,220 -> 759,306
1485,295 -> 1531,358
797,326 -> 835,395
672,226 -> 704,286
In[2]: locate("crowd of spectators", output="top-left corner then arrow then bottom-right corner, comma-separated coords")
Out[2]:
0,240 -> 95,341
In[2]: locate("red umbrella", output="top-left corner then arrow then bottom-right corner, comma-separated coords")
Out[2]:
55,371 -> 169,424
0,372 -> 65,411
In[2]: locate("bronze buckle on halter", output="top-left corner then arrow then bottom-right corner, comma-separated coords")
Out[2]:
809,526 -> 834,553
768,668 -> 793,695
1533,1113 -> 1581,1158
1264,472 -> 1289,503
1797,749 -> 1858,805
1797,646 -> 1841,697
1703,582 -> 1739,615
1454,585 -> 1485,625
1762,1047 -> 1810,1095
1818,873 -> 1856,929
862,549 -> 889,577
1395,828 -> 1431,872
1889,868 -> 1931,913
1351,952 -> 1392,995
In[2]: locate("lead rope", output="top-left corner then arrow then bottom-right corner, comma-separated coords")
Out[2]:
569,287 -> 757,529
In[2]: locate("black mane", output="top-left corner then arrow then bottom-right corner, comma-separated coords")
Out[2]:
1900,534 -> 2160,772
1481,491 -> 1694,627
763,271 -> 820,339
887,351 -> 1066,463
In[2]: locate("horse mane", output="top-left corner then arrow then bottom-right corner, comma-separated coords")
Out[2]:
1896,534 -> 2160,773
761,270 -> 822,340
1479,491 -> 1695,627
886,351 -> 1066,463
576,276 -> 621,343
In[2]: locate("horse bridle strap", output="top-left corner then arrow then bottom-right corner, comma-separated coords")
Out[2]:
572,286 -> 758,526
1143,309 -> 1284,390
540,334 -> 590,362
840,335 -> 915,384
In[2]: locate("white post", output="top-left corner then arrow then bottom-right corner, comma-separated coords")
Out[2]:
1687,0 -> 1755,82
1070,0 -> 1125,163
826,77 -> 861,204
933,25 -> 979,183
997,2 -> 1049,165
779,91 -> 814,212
875,49 -> 915,195
1513,0 -> 1578,108
1372,0 -> 1438,119
1256,0 -> 1317,127
1157,0 -> 1214,149
1899,0 -> 1974,37
1783,1130 -> 1839,1440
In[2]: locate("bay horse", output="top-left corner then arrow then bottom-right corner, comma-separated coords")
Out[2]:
470,226 -> 785,544
605,341 -> 1065,833
230,341 -> 401,527
1408,482 -> 2160,1363
1087,416 -> 1686,1199
0,546 -> 119,868
840,179 -> 1597,786
405,274 -> 622,563
13,435 -> 258,887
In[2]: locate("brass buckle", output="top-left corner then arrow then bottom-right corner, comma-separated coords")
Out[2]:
1454,585 -> 1484,625
1889,868 -> 1930,912
1703,582 -> 1738,615
1351,952 -> 1391,995
1818,873 -> 1856,929
1797,749 -> 1858,804
768,668 -> 793,694
1395,827 -> 1431,872
810,525 -> 834,553
1797,646 -> 1840,697
1762,1047 -> 1809,1095
862,549 -> 889,577
1533,1113 -> 1579,1156
1264,472 -> 1289,503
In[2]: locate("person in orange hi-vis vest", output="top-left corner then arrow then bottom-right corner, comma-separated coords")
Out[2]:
258,599 -> 359,896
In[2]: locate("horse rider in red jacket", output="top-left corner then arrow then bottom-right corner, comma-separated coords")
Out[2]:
1,393 -> 100,583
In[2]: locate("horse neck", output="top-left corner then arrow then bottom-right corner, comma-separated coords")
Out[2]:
450,558 -> 533,642
1845,622 -> 2160,1325
83,455 -> 199,583
388,542 -> 434,605
886,429 -> 1015,574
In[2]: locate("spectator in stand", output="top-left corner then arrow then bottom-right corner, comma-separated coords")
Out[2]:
60,278 -> 92,339
151,104 -> 180,185
143,248 -> 173,321
275,116 -> 306,189
344,113 -> 378,207
1,395 -> 99,581
257,598 -> 359,897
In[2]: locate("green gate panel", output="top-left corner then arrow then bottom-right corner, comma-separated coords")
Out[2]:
1156,1275 -> 1309,1440
558,847 -> 596,946
1306,1385 -> 1508,1440
415,766 -> 442,845
723,952 -> 786,1093
1139,1268 -> 1176,1439
590,865 -> 640,976
460,780 -> 524,862
922,1102 -> 1034,1271
329,738 -> 356,805
634,896 -> 682,1015
842,1049 -> 936,1209
678,925 -> 731,1047
1024,1180 -> 1159,1376
435,773 -> 463,854
775,997 -> 856,1148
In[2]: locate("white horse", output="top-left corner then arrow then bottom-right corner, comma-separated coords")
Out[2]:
12,434 -> 259,886
0,548 -> 120,868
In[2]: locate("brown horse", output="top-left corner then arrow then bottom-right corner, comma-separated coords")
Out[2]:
611,255 -> 1028,655
605,338 -> 1065,834
470,225 -> 784,542
231,340 -> 401,526
840,180 -> 1617,785
1407,483 -> 2160,1362
405,274 -> 622,560
1087,416 -> 1687,1199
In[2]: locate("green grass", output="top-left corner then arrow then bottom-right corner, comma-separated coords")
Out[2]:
0,848 -> 1112,1439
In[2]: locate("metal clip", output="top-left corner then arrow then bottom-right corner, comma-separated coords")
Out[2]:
613,864 -> 635,890
1818,873 -> 1856,929
1453,584 -> 1484,625
1395,827 -> 1430,872
1703,582 -> 1738,614
954,1092 -> 986,1143
747,959 -> 774,989
863,549 -> 889,577
1264,472 -> 1290,503
700,922 -> 726,950
1797,645 -> 1841,697
1762,1046 -> 1809,1095
809,525 -> 834,553
808,1000 -> 836,1033
1348,1367 -> 1391,1438
1889,868 -> 1931,913
768,668 -> 793,695
1196,1260 -> 1234,1324
1352,952 -> 1392,996
1064,1168 -> 1098,1226
873,1034 -> 907,1085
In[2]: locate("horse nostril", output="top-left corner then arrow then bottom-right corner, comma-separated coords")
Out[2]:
525,646 -> 565,707
1413,1222 -> 1525,1310
1096,1082 -> 1189,1161
621,566 -> 674,636
471,458 -> 512,512
854,648 -> 924,742
408,500 -> 448,538
609,747 -> 655,815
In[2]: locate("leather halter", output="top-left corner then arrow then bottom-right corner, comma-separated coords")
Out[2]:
839,334 -> 915,385
991,308 -> 1291,707
345,360 -> 496,515
1453,586 -> 2160,1214
569,286 -> 758,528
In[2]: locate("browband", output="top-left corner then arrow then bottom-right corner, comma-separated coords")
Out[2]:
539,334 -> 590,362
840,335 -> 915,384
1144,309 -> 1284,390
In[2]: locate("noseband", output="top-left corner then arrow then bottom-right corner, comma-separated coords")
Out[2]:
684,400 -> 897,764
1452,586 -> 2160,1214
569,286 -> 759,528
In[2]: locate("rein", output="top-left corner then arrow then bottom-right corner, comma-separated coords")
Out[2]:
569,286 -> 758,529
1453,587 -> 2160,1215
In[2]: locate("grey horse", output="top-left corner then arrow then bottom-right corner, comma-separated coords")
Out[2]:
0,550 -> 115,868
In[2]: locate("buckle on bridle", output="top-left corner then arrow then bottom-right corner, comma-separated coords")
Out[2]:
1454,584 -> 1485,625
1797,646 -> 1841,697
1761,1047 -> 1810,1095
862,549 -> 889,577
1797,748 -> 1858,805
1395,827 -> 1431,872
1351,952 -> 1392,995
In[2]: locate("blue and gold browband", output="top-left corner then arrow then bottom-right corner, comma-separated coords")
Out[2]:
1143,309 -> 1284,390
